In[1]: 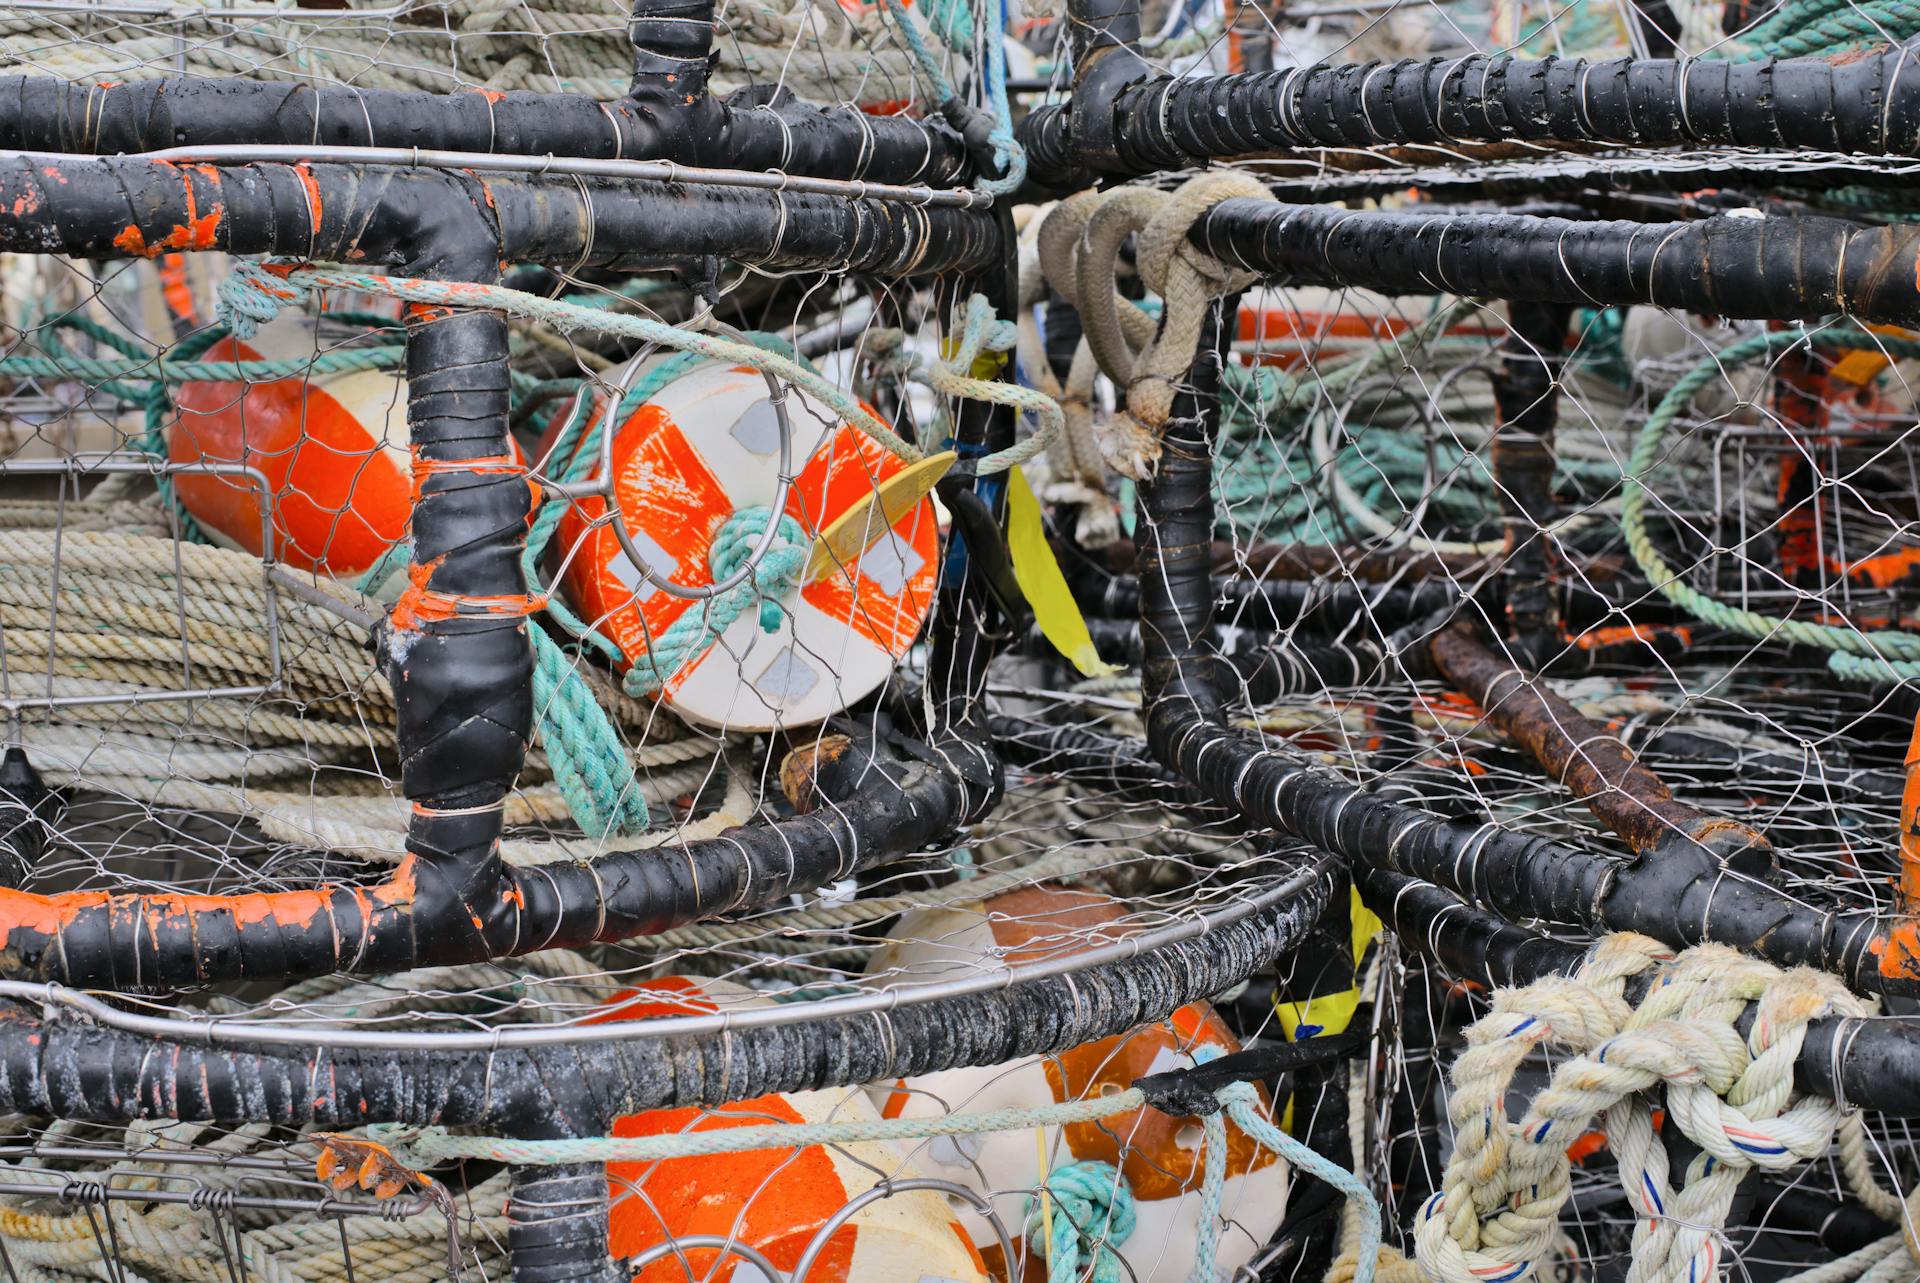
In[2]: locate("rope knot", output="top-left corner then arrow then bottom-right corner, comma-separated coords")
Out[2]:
1416,935 -> 1872,1283
217,260 -> 311,340
623,505 -> 808,700
1026,1160 -> 1138,1283
708,506 -> 806,633
1050,174 -> 1276,481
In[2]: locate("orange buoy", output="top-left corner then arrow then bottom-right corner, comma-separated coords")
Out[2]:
169,315 -> 410,579
866,886 -> 1289,1283
553,359 -> 939,731
591,977 -> 991,1283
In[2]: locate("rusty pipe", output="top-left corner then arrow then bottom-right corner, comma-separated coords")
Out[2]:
1430,624 -> 1773,869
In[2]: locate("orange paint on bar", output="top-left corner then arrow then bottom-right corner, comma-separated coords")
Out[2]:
158,253 -> 197,322
391,561 -> 544,631
1900,707 -> 1920,913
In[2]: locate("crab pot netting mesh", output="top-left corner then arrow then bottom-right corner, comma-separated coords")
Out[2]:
4,1 -> 1920,1283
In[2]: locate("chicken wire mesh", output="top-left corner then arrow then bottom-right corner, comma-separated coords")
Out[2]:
3,0 -> 1920,1282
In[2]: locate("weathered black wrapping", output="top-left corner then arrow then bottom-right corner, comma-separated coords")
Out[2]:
1022,47 -> 1920,181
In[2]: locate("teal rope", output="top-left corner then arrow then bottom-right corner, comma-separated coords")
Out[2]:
977,0 -> 1026,197
879,0 -> 1025,196
1220,1081 -> 1385,1283
1623,327 -> 1920,683
620,505 -> 808,698
1739,0 -> 1920,56
1026,1160 -> 1138,1283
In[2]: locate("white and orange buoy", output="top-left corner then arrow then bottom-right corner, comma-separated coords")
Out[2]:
552,359 -> 940,732
866,886 -> 1289,1283
169,314 -> 410,581
590,976 -> 991,1283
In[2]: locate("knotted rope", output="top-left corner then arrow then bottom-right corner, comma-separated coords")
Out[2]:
866,293 -> 1063,473
1411,934 -> 1874,1283
1049,173 -> 1276,480
1027,1160 -> 1138,1283
1017,226 -> 1118,545
619,506 -> 808,697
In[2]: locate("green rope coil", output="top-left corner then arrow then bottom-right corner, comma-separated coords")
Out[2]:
619,506 -> 809,698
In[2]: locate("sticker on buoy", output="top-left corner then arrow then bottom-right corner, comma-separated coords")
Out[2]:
590,976 -> 989,1283
554,360 -> 940,732
169,315 -> 409,579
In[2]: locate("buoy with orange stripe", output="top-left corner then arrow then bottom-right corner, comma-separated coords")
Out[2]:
552,358 -> 940,732
169,313 -> 411,582
865,886 -> 1289,1283
591,976 -> 991,1283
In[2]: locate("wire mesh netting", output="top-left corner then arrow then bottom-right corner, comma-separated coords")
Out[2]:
4,1 -> 1920,1282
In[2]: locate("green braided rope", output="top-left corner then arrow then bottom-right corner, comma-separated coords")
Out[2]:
1028,1160 -> 1137,1283
1740,0 -> 1920,57
1623,327 -> 1920,682
619,506 -> 809,698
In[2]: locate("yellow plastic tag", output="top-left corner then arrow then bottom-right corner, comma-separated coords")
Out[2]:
1274,886 -> 1383,1041
1276,887 -> 1383,1133
1830,323 -> 1917,386
806,451 -> 956,585
1006,468 -> 1120,678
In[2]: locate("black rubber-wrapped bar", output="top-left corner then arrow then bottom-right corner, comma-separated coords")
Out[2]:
1491,300 -> 1569,648
1020,47 -> 1920,182
1189,203 -> 1920,329
1079,569 -> 1460,634
1357,866 -> 1920,1120
0,857 -> 1337,1131
0,7 -> 967,185
509,1164 -> 619,1283
1130,299 -> 1920,1000
1071,617 -> 1391,704
0,157 -> 1001,278
988,712 -> 1201,804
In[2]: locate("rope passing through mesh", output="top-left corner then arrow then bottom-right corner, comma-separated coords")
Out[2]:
373,1061 -> 1385,1283
619,506 -> 809,698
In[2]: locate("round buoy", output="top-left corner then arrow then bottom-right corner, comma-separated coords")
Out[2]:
591,976 -> 991,1283
553,359 -> 939,732
865,886 -> 1288,1283
170,314 -> 409,580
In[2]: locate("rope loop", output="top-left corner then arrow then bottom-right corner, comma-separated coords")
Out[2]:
1052,172 -> 1276,481
217,261 -> 312,340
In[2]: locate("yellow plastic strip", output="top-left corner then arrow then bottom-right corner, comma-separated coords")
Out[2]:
1006,468 -> 1120,678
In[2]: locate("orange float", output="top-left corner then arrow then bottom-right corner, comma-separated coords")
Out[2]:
591,976 -> 992,1283
552,358 -> 939,731
865,885 -> 1289,1283
169,315 -> 412,580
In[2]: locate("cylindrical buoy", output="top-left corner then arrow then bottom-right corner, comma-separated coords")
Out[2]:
865,885 -> 1289,1283
553,359 -> 939,731
590,976 -> 990,1283
170,315 -> 410,580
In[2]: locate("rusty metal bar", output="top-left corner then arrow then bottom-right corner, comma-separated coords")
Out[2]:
1429,623 -> 1772,865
